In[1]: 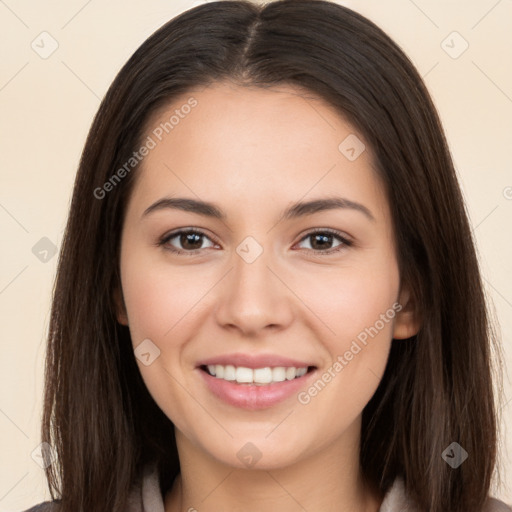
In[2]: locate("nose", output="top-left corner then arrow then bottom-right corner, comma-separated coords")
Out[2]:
213,244 -> 295,337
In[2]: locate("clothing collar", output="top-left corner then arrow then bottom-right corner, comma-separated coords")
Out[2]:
126,463 -> 413,512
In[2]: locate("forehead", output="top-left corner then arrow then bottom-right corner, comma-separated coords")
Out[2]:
145,82 -> 352,155
127,81 -> 387,221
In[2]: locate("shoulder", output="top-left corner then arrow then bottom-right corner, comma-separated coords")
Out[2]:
379,477 -> 512,512
484,497 -> 512,512
20,500 -> 60,512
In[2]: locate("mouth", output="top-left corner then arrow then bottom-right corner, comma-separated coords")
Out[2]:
199,364 -> 316,385
196,357 -> 318,410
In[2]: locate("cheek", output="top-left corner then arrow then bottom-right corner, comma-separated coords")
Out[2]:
119,250 -> 207,431
293,251 -> 399,406
297,277 -> 398,437
297,256 -> 400,345
120,251 -> 208,343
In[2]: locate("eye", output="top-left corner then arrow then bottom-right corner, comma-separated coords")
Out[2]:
157,228 -> 353,256
294,229 -> 352,255
158,229 -> 218,256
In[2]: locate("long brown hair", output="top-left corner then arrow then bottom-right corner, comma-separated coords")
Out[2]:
41,1 -> 504,511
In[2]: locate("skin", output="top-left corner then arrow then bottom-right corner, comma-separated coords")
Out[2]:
114,80 -> 420,512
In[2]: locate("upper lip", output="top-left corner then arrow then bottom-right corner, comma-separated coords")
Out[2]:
198,353 -> 316,369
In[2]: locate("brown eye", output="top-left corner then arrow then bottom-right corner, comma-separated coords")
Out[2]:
159,229 -> 216,255
296,229 -> 352,255
158,228 -> 352,257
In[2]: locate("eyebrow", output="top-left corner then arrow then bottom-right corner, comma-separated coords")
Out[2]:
141,196 -> 375,222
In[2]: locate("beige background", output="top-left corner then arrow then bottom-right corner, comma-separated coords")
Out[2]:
0,0 -> 511,509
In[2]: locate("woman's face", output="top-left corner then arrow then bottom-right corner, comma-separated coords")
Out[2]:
116,81 -> 417,470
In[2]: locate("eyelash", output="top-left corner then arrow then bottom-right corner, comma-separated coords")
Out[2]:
157,228 -> 353,256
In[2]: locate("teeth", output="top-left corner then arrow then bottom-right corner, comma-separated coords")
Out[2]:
254,367 -> 272,383
215,364 -> 224,379
285,367 -> 296,380
272,367 -> 286,382
205,364 -> 309,384
296,367 -> 307,377
223,365 -> 236,381
236,366 -> 253,383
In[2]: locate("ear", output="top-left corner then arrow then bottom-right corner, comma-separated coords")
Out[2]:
113,285 -> 129,326
393,285 -> 421,340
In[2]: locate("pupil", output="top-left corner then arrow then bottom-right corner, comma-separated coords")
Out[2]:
311,233 -> 331,250
182,232 -> 202,250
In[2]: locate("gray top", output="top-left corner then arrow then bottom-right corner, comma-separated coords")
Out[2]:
22,463 -> 512,512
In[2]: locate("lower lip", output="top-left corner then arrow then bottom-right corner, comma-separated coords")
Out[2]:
198,367 -> 316,410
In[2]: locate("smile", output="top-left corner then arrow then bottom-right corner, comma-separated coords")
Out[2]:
197,363 -> 317,410
203,364 -> 310,385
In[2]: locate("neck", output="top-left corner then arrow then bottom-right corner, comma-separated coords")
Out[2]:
164,419 -> 384,512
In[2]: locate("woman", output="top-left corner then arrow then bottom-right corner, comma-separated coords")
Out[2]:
23,1 -> 511,511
